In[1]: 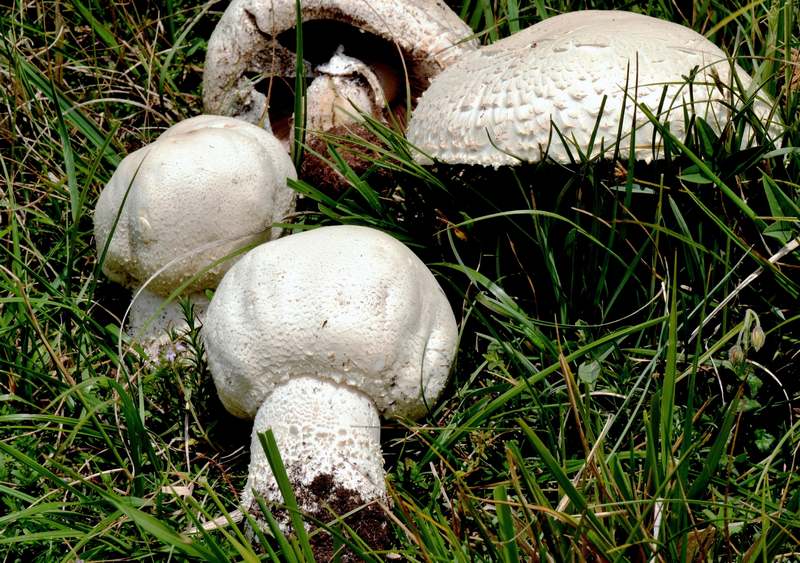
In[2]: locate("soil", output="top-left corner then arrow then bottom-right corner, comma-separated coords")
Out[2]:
301,473 -> 392,562
249,472 -> 392,562
298,123 -> 394,196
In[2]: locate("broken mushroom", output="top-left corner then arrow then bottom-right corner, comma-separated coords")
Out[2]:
203,0 -> 478,143
94,115 -> 297,352
407,10 -> 780,167
202,225 -> 458,535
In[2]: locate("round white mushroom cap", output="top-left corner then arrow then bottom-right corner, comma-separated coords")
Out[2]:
203,225 -> 459,421
94,115 -> 297,297
407,10 -> 780,167
203,0 -> 478,139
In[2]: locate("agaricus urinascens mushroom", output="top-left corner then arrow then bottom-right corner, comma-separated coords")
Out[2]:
202,225 -> 458,540
203,0 -> 478,144
407,10 -> 780,167
94,115 -> 296,353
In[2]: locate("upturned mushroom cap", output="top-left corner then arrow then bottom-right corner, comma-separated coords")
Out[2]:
94,115 -> 297,297
203,0 -> 478,140
407,10 -> 780,167
203,224 -> 458,421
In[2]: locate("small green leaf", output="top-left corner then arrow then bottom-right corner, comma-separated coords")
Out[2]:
746,373 -> 763,396
754,429 -> 775,452
739,398 -> 761,413
578,360 -> 601,385
678,172 -> 714,185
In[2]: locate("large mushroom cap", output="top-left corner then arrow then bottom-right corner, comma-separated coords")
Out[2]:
407,10 -> 779,167
203,225 -> 458,420
203,0 -> 478,140
94,115 -> 297,296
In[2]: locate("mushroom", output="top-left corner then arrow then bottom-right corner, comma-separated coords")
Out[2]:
94,115 -> 297,353
202,225 -> 458,535
304,45 -> 396,134
407,10 -> 780,167
202,0 -> 478,144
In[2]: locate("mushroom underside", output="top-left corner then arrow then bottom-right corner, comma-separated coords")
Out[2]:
251,20 -> 420,142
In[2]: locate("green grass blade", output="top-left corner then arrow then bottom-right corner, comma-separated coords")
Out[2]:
518,419 -> 614,552
257,429 -> 315,561
291,0 -> 306,169
687,387 -> 743,499
104,495 -> 219,560
659,256 -> 679,474
637,103 -> 765,227
494,484 -> 520,563
71,0 -> 121,56
49,77 -> 80,224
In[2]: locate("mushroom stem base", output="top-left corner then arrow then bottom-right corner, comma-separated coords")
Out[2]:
242,376 -> 387,528
127,288 -> 209,357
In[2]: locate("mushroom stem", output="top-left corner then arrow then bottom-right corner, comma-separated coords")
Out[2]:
304,49 -> 395,134
242,376 -> 387,526
128,288 -> 209,354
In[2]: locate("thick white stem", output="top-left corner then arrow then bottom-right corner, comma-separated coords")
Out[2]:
242,376 -> 386,524
127,287 -> 209,356
306,75 -> 374,132
304,50 -> 396,134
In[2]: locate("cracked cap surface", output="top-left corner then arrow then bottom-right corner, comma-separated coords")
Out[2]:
203,225 -> 459,420
407,10 -> 779,167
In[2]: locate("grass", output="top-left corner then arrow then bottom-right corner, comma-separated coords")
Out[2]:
1,0 -> 799,560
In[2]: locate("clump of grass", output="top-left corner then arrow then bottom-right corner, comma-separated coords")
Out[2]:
1,0 -> 799,560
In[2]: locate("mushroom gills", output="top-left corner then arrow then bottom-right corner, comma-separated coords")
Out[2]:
204,0 -> 480,144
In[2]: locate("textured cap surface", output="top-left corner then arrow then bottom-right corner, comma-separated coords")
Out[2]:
203,0 -> 477,127
94,115 -> 297,295
407,10 -> 778,167
203,225 -> 458,420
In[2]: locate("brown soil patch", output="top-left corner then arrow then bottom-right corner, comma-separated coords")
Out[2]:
301,473 -> 391,562
248,472 -> 392,561
299,123 -> 393,196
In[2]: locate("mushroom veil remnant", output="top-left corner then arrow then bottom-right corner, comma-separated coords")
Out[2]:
202,225 -> 458,537
407,10 -> 780,167
203,0 -> 478,143
93,115 -> 296,352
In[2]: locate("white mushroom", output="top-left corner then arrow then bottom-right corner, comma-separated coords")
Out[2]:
94,115 -> 297,352
202,225 -> 458,532
202,0 -> 478,143
304,46 -> 394,134
407,10 -> 781,167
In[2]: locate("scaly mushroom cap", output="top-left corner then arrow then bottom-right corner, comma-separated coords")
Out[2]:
94,115 -> 297,297
203,225 -> 458,420
407,10 -> 779,167
202,0 -> 478,139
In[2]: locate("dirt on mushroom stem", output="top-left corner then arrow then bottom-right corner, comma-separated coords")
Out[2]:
246,472 -> 391,561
